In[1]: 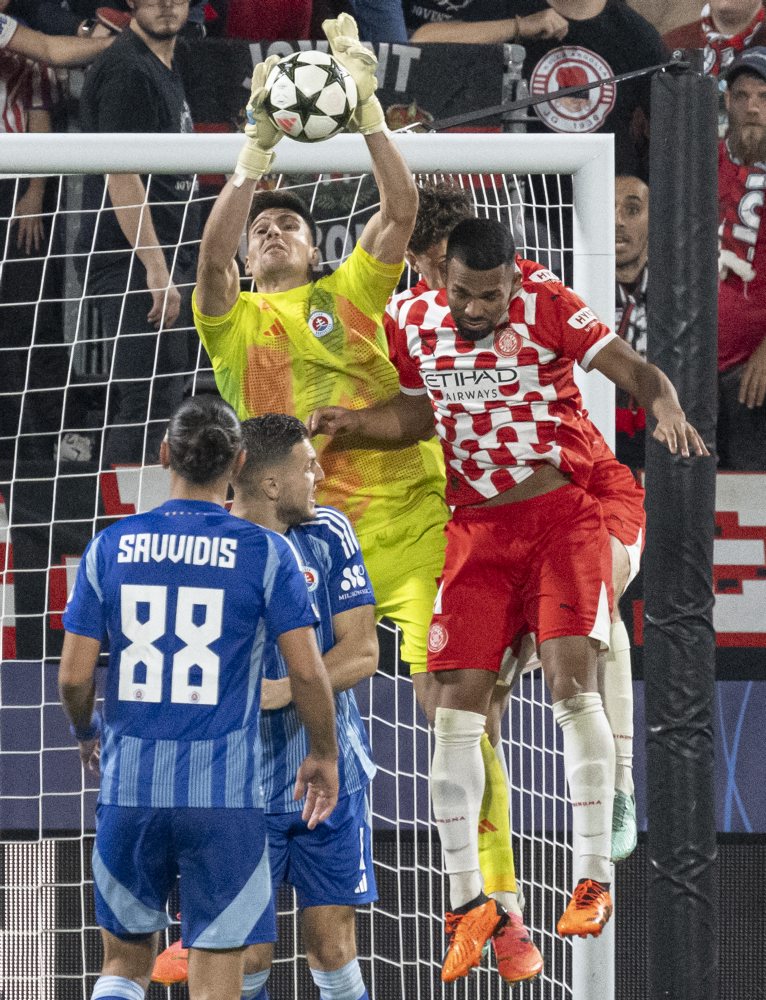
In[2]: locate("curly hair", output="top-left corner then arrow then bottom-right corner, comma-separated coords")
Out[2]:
409,180 -> 475,255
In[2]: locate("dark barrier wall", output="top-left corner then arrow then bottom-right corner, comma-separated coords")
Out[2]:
645,63 -> 719,1000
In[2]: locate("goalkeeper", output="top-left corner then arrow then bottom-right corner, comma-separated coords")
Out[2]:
192,14 -> 447,681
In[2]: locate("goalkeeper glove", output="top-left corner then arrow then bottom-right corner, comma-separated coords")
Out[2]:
234,55 -> 283,185
322,13 -> 386,135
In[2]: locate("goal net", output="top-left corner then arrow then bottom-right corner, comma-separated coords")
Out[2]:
0,132 -> 615,1000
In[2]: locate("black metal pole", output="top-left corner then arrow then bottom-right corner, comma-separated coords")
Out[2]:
644,59 -> 719,1000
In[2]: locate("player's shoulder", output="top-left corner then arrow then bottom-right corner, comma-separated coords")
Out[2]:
387,278 -> 430,318
517,256 -> 565,292
302,506 -> 360,556
398,285 -> 450,330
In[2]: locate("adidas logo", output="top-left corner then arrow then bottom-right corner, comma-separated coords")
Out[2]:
478,819 -> 498,834
355,874 -> 368,894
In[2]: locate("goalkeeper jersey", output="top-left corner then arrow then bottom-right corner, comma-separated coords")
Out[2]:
62,499 -> 317,810
193,243 -> 445,535
260,507 -> 376,814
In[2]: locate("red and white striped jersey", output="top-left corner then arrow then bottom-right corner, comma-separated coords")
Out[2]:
0,51 -> 58,135
390,257 -> 616,506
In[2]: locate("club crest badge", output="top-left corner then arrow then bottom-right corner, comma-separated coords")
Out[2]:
530,47 -> 616,134
308,310 -> 334,338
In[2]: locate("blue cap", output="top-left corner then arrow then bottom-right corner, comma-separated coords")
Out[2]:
726,46 -> 766,84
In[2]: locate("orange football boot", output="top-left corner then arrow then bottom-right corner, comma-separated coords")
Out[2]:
442,896 -> 508,983
151,938 -> 189,985
556,879 -> 613,938
491,912 -> 544,984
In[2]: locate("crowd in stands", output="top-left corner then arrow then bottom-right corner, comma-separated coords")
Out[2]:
1,0 -> 765,474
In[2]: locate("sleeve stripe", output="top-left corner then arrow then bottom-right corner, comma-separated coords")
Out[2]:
400,384 -> 428,396
85,535 -> 104,603
580,331 -> 617,372
313,506 -> 358,558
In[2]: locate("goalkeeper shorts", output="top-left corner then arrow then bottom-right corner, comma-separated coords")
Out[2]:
93,803 -> 276,948
358,490 -> 447,676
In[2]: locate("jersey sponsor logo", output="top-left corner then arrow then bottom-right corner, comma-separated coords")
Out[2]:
428,622 -> 449,653
340,564 -> 366,591
116,533 -> 238,569
308,310 -> 334,338
494,328 -> 522,358
423,367 -> 519,403
568,306 -> 599,330
530,47 -> 616,134
527,268 -> 559,284
302,566 -> 319,591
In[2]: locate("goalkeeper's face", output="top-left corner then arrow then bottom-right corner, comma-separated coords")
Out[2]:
445,259 -> 518,342
246,209 -> 319,290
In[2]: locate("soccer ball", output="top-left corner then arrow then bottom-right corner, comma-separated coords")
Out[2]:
264,51 -> 358,143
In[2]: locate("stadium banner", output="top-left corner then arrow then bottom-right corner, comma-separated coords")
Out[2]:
182,38 -> 506,135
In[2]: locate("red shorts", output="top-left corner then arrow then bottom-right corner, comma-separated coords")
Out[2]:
586,433 -> 646,584
427,484 -> 612,673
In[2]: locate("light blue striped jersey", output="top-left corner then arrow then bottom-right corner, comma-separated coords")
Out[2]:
259,506 -> 377,814
62,499 -> 317,809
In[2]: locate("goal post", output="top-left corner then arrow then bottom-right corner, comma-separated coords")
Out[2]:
0,131 -> 616,1000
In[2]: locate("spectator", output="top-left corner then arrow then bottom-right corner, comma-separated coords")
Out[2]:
352,0 -> 408,41
718,47 -> 766,469
9,0 -> 207,38
664,0 -> 766,76
614,174 -> 649,471
407,1 -> 568,45
0,8 -> 114,471
75,0 -> 201,468
519,1 -> 668,179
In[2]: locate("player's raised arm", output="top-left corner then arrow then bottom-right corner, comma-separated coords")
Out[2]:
195,56 -> 283,317
278,625 -> 339,829
323,13 -> 418,264
308,389 -> 434,444
589,336 -> 710,458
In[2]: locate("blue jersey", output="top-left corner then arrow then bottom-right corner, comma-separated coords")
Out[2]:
259,506 -> 377,814
62,499 -> 317,810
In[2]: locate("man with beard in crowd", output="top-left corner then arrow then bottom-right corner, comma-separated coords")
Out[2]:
717,46 -> 766,468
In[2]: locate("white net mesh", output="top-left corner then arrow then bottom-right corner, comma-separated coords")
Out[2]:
0,137 -> 614,999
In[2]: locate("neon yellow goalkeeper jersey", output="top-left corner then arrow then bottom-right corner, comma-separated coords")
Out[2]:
193,243 -> 445,535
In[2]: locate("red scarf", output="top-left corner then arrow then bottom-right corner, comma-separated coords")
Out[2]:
700,2 -> 765,74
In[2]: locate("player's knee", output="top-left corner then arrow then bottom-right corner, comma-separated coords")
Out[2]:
306,935 -> 357,972
309,958 -> 367,999
243,943 -> 272,976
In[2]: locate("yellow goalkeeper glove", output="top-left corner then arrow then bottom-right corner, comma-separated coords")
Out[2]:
234,55 -> 283,185
322,13 -> 386,135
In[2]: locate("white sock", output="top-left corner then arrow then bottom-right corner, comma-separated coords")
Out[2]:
431,706 -> 486,908
91,977 -> 144,1000
552,693 -> 615,885
600,619 -> 634,796
490,739 -> 523,917
242,969 -> 270,998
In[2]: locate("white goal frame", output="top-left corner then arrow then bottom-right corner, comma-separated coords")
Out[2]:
0,131 -> 616,1000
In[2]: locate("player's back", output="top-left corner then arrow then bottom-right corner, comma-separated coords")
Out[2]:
63,498 -> 316,808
